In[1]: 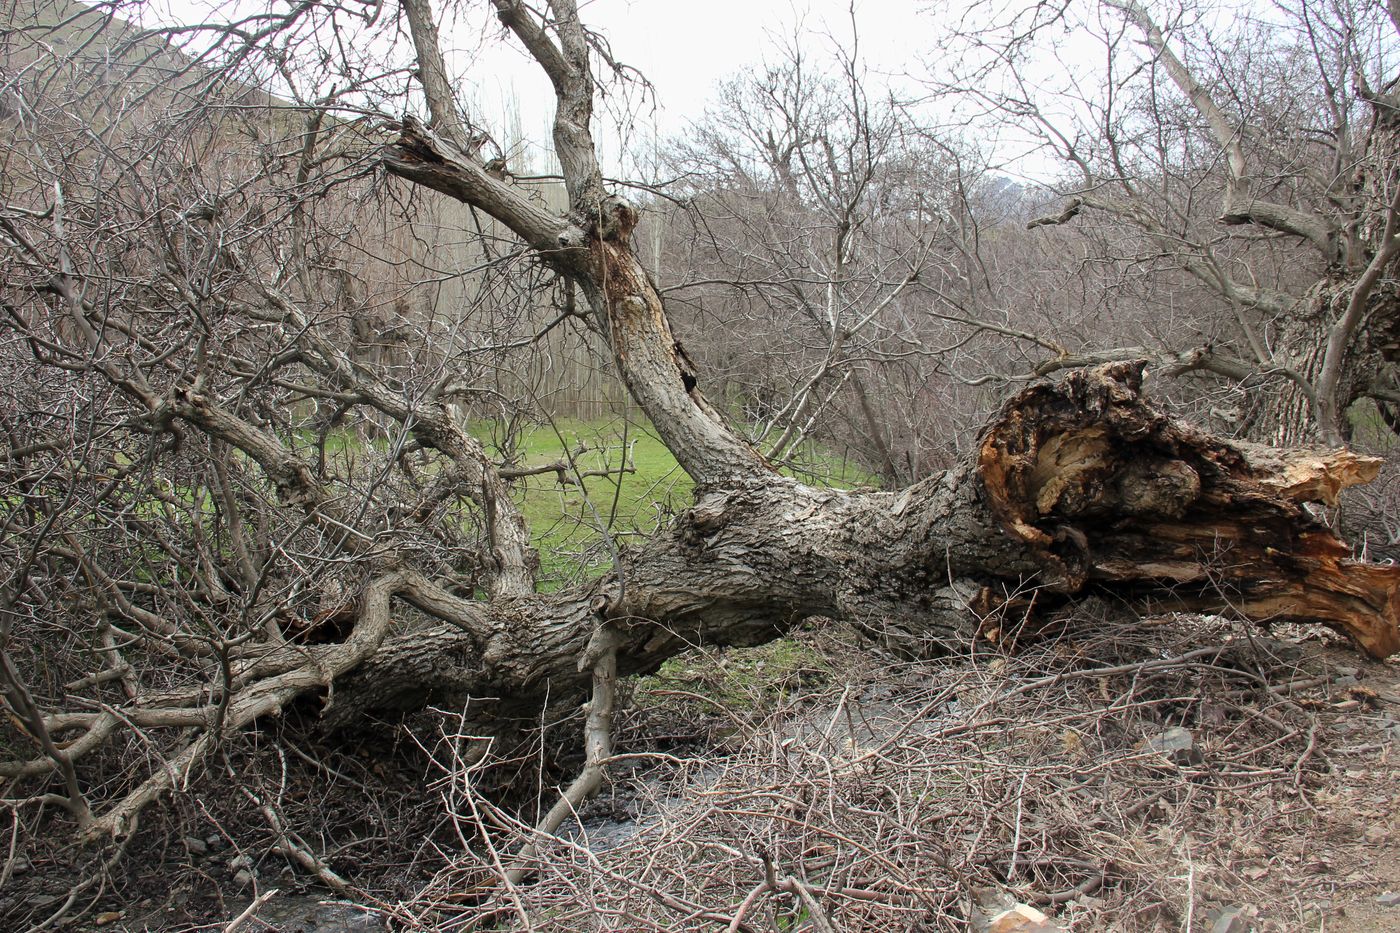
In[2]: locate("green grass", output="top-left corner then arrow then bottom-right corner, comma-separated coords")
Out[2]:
469,414 -> 878,587
469,415 -> 864,709
629,635 -> 833,716
280,413 -> 876,587
469,415 -> 693,585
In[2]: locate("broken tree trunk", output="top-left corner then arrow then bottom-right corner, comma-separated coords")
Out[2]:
42,354 -> 1400,841
327,361 -> 1400,726
977,362 -> 1400,657
374,8 -> 1400,723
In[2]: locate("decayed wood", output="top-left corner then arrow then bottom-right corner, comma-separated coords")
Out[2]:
1234,442 -> 1382,507
978,362 -> 1400,657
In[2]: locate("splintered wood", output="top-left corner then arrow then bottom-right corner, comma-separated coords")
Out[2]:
977,362 -> 1400,657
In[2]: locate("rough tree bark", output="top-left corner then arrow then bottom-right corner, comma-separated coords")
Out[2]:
325,361 -> 1400,729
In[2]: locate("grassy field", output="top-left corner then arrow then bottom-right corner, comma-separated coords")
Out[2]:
470,415 -> 875,587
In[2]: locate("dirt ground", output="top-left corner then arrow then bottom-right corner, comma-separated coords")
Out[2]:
393,617 -> 1400,931
1289,642 -> 1400,932
4,616 -> 1400,931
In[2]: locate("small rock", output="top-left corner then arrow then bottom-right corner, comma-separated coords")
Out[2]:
232,869 -> 256,888
7,857 -> 30,875
987,904 -> 1063,932
94,911 -> 123,926
184,835 -> 208,855
1208,905 -> 1249,933
205,833 -> 224,850
1148,726 -> 1194,754
228,853 -> 254,870
1378,891 -> 1400,907
28,893 -> 63,909
970,887 -> 1017,932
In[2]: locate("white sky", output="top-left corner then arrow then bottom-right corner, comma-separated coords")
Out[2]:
568,0 -> 928,124
440,0 -> 936,175
138,0 -> 938,175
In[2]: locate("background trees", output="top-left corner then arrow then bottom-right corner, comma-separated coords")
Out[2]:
655,34 -> 999,484
931,0 -> 1400,447
650,0 -> 1400,478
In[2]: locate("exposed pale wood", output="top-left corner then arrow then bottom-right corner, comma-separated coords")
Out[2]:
1235,443 -> 1383,507
979,362 -> 1400,657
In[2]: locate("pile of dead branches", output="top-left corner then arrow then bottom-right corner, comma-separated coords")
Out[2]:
394,614 -> 1377,932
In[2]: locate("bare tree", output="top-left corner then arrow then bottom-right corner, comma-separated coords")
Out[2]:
942,0 -> 1400,446
0,0 -> 1397,893
654,29 -> 1011,484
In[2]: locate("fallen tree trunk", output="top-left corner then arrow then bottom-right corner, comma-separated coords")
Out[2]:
29,356 -> 1398,839
326,361 -> 1400,727
368,3 -> 1400,731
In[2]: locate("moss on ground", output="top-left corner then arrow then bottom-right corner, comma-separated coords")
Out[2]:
628,635 -> 834,717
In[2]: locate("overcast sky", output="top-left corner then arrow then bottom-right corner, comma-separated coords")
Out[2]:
134,0 -> 1074,179
559,0 -> 929,125
447,0 -> 935,173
